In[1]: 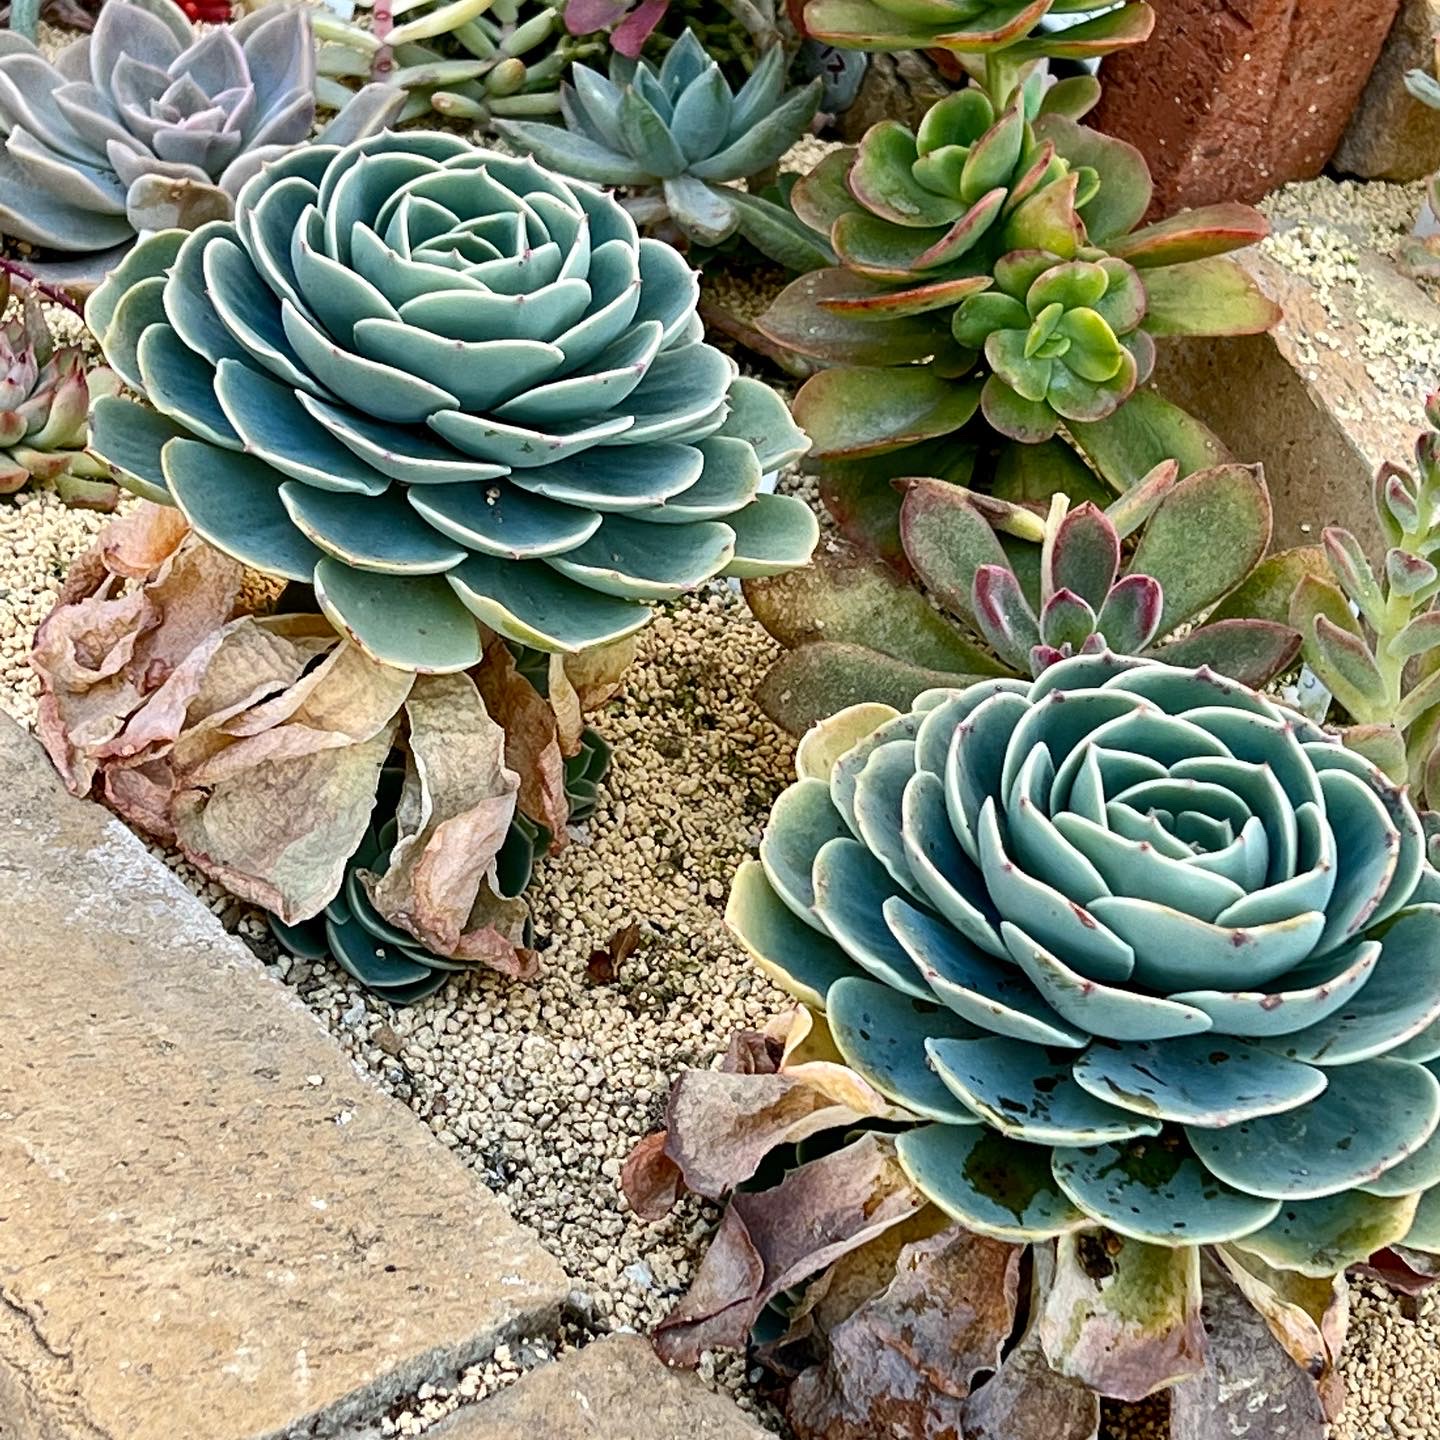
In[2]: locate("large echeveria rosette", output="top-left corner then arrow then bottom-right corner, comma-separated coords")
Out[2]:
728,653 -> 1440,1272
85,132 -> 816,672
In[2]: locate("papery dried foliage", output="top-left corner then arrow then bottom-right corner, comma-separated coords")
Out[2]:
363,672 -> 530,976
786,1227 -> 1021,1440
653,1133 -> 925,1366
477,639 -> 568,844
1168,1257 -> 1327,1440
1040,1234 -> 1205,1403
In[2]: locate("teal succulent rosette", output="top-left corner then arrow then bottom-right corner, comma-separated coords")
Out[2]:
84,132 -> 816,672
729,653 -> 1440,1272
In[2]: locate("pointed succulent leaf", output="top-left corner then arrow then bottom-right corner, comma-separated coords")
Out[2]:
1389,549 -> 1439,600
1148,618 -> 1301,689
1323,526 -> 1386,623
760,269 -> 955,366
1070,390 -> 1231,492
1096,572 -> 1163,652
1107,203 -> 1272,267
973,563 -> 1041,670
1103,459 -> 1178,539
897,477 -> 1010,627
1039,587 -> 1099,654
1208,546 -> 1330,626
1043,501 -> 1120,608
1309,616 -> 1389,723
960,101 -> 1025,204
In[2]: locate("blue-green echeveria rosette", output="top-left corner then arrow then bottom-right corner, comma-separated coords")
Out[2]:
84,132 -> 816,672
727,652 -> 1440,1274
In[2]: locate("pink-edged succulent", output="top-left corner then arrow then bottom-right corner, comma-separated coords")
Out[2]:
743,462 -> 1311,734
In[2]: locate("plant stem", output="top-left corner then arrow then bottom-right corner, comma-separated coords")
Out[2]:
0,258 -> 84,318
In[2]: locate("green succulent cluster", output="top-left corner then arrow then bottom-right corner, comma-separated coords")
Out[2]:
1294,395 -> 1440,812
317,0 -> 599,126
85,132 -> 817,673
497,32 -> 828,264
731,654 -> 1440,1270
745,462 -> 1313,734
273,727 -> 610,1003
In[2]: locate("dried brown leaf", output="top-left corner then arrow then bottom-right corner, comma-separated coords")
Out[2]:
476,640 -> 568,843
1168,1256 -> 1326,1440
786,1226 -> 1023,1440
1212,1246 -> 1347,1378
653,1133 -> 925,1367
100,501 -> 188,578
365,672 -> 526,972
622,1131 -> 686,1222
563,632 -> 638,711
547,652 -> 584,756
586,920 -> 643,984
1039,1233 -> 1205,1403
963,1246 -> 1099,1440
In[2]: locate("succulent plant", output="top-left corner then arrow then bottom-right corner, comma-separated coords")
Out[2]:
745,464 -> 1314,732
799,0 -> 1155,60
1292,395 -> 1440,810
495,32 -> 828,264
1,0 -> 105,41
730,652 -> 1440,1269
564,0 -> 784,60
85,132 -> 817,672
272,726 -> 609,1003
0,0 -> 403,261
315,0 -> 597,127
0,273 -> 120,506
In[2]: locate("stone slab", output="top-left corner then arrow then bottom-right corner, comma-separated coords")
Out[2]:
1148,239 -> 1440,557
1091,0 -> 1400,210
1335,0 -> 1440,181
0,716 -> 570,1440
430,1337 -> 774,1440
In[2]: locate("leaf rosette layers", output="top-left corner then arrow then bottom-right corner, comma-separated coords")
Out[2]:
730,653 -> 1440,1271
85,131 -> 817,670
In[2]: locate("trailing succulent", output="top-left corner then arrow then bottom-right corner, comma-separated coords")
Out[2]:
758,42 -> 1279,550
315,0 -> 599,127
85,132 -> 817,672
0,274 -> 120,506
739,652 -> 1440,1263
745,462 -> 1312,732
1293,395 -> 1440,812
0,0 -> 402,264
496,32 -> 828,263
272,726 -> 610,1003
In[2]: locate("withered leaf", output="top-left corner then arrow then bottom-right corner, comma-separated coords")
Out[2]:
1169,1256 -> 1326,1440
786,1226 -> 1022,1440
476,640 -> 568,844
621,1131 -> 686,1222
1039,1232 -> 1205,1403
653,1133 -> 925,1367
563,632 -> 638,712
586,920 -> 643,984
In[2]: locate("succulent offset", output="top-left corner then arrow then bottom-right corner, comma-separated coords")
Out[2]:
315,0 -> 597,127
1294,394 -> 1440,809
85,132 -> 816,671
757,64 -> 1278,518
0,0 -> 401,258
0,275 -> 119,503
730,654 -> 1440,1268
272,727 -> 610,1003
496,32 -> 826,259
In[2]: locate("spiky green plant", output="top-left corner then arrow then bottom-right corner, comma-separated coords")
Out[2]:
757,42 -> 1279,556
496,32 -> 828,265
315,0 -> 600,127
1293,395 -> 1440,811
744,463 -> 1313,732
272,728 -> 609,1003
0,274 -> 120,507
0,0 -> 402,263
729,652 -> 1440,1271
84,132 -> 817,672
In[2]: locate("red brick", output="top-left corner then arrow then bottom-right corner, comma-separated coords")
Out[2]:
1090,0 -> 1401,212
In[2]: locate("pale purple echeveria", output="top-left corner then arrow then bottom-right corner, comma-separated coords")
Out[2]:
0,0 -> 402,259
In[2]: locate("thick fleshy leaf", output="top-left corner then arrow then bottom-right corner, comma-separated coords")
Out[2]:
1232,1191 -> 1421,1277
759,269 -> 955,365
1107,203 -> 1271,267
1141,256 -> 1282,337
1069,390 -> 1231,492
793,367 -> 982,459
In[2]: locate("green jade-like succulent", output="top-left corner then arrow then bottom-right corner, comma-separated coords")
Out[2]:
84,132 -> 817,673
1293,395 -> 1440,812
273,727 -> 610,1003
496,31 -> 829,265
730,652 -> 1440,1271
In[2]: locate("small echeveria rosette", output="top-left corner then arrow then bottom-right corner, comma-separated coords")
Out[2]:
728,653 -> 1440,1275
84,132 -> 816,672
273,728 -> 610,1004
